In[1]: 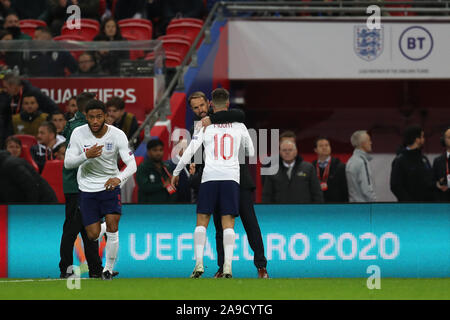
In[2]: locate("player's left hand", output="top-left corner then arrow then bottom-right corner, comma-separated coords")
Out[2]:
171,175 -> 179,188
105,177 -> 121,191
201,116 -> 211,132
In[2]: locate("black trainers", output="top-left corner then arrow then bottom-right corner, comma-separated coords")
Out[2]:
91,270 -> 119,278
101,270 -> 113,280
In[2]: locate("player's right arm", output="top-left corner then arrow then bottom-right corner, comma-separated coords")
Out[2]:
172,128 -> 204,178
64,129 -> 103,169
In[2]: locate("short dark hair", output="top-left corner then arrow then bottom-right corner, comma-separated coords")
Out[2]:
76,92 -> 96,112
50,110 -> 64,118
0,29 -> 12,40
35,26 -> 52,35
5,135 -> 22,147
106,96 -> 125,110
280,130 -> 296,141
22,93 -> 38,101
39,121 -> 57,137
314,136 -> 330,148
85,99 -> 106,114
211,88 -> 229,107
147,138 -> 164,150
403,125 -> 423,147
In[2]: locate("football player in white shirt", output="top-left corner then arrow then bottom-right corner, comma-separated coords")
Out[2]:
171,88 -> 255,278
64,99 -> 137,280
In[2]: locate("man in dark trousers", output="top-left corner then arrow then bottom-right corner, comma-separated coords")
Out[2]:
312,137 -> 348,202
187,91 -> 269,279
390,125 -> 434,202
59,92 -> 108,279
433,126 -> 450,202
0,150 -> 57,203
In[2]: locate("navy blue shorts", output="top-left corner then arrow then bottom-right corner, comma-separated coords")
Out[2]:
197,181 -> 240,217
79,188 -> 122,227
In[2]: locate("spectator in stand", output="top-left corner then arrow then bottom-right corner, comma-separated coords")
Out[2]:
136,139 -> 177,203
166,139 -> 193,203
105,96 -> 138,139
0,86 -> 13,149
28,26 -> 78,77
0,149 -> 58,203
346,130 -> 377,202
49,110 -> 67,134
2,73 -> 59,115
76,0 -> 100,21
0,0 -> 12,29
12,93 -> 49,136
4,134 -> 22,157
390,125 -> 434,202
0,30 -> 27,72
93,17 -> 129,75
72,52 -> 102,76
64,95 -> 77,120
30,121 -> 66,172
0,30 -> 13,68
41,0 -> 73,36
11,0 -> 47,20
262,139 -> 324,203
53,141 -> 66,160
312,136 -> 348,202
114,0 -> 146,20
3,12 -> 31,40
433,126 -> 450,202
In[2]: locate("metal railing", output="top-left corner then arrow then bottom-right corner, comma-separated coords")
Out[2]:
129,0 -> 450,149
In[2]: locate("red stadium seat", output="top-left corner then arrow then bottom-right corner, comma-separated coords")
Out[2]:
145,51 -> 182,67
122,34 -> 145,60
166,22 -> 202,43
20,24 -> 38,38
53,35 -> 86,60
120,23 -> 152,40
161,38 -> 191,60
61,23 -> 99,41
169,18 -> 203,27
19,19 -> 47,27
80,18 -> 100,29
14,134 -> 37,149
157,34 -> 193,44
118,18 -> 152,28
19,145 -> 39,173
41,160 -> 65,203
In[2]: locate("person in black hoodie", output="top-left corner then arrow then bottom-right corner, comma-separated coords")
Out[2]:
312,137 -> 348,203
432,126 -> 450,202
0,150 -> 58,203
390,125 -> 434,202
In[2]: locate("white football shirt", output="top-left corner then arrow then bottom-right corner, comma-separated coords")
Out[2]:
173,122 -> 255,184
64,124 -> 135,192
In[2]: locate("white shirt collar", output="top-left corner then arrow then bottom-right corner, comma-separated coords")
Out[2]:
283,160 -> 295,168
318,156 -> 331,164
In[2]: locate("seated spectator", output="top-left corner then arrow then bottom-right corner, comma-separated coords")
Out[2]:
0,0 -> 13,29
30,121 -> 66,172
2,73 -> 59,115
28,26 -> 78,77
136,139 -> 176,203
0,89 -> 13,148
0,149 -> 58,203
105,96 -> 138,139
3,12 -> 32,40
41,0 -> 72,36
166,139 -> 192,203
262,139 -> 324,203
433,126 -> 450,202
64,95 -> 77,120
72,52 -> 102,76
0,30 -> 13,67
390,125 -> 434,202
12,93 -> 49,136
346,130 -> 377,202
312,136 -> 348,202
5,135 -> 22,157
0,29 -> 26,72
49,110 -> 67,134
53,141 -> 66,160
93,17 -> 129,75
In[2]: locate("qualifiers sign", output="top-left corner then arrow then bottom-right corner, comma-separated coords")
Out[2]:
28,77 -> 156,120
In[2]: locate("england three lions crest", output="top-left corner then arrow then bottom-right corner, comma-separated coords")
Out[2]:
354,25 -> 384,61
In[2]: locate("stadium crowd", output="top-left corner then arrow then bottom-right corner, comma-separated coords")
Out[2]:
0,0 -> 449,204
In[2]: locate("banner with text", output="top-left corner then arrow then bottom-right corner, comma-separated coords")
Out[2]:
229,21 -> 450,79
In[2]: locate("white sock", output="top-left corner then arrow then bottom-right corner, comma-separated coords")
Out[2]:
96,222 -> 106,241
103,231 -> 119,273
223,228 -> 236,268
194,226 -> 206,266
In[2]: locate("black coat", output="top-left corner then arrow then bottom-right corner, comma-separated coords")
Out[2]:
432,153 -> 450,202
0,151 -> 58,203
10,80 -> 59,115
312,157 -> 348,203
390,148 -> 434,202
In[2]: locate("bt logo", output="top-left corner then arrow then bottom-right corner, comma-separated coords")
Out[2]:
399,26 -> 433,61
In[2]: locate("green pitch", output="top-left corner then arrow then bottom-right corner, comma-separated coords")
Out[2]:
0,278 -> 448,300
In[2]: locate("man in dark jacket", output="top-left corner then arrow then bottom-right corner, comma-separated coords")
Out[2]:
262,140 -> 324,203
136,139 -> 177,203
390,125 -> 434,202
11,93 -> 48,136
187,91 -> 269,279
433,126 -> 450,202
0,150 -> 57,203
312,137 -> 348,202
